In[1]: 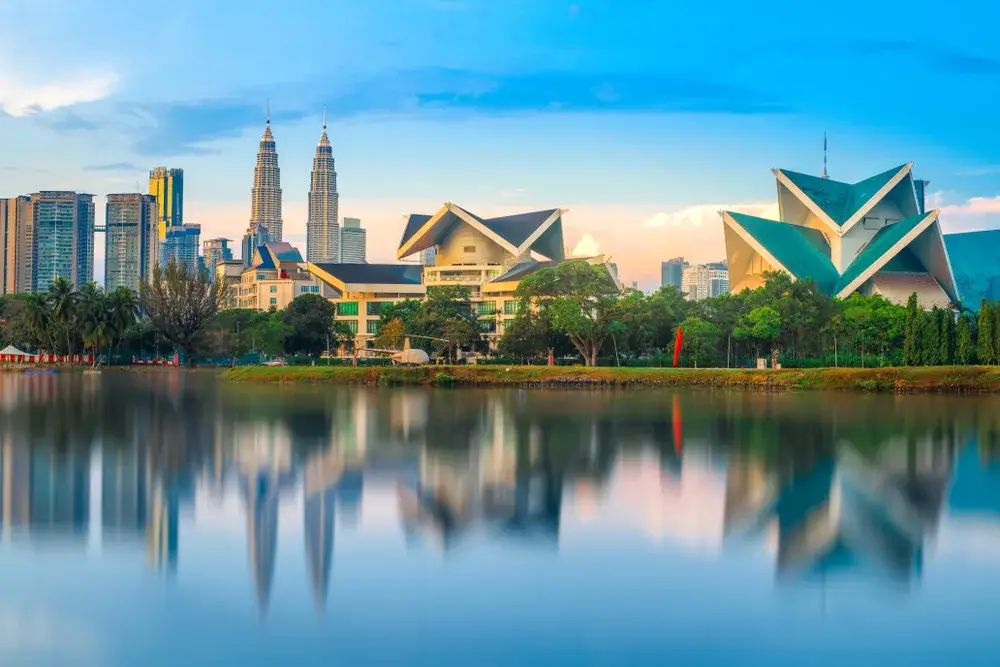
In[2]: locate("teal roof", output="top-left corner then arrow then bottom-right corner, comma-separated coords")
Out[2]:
944,229 -> 1000,310
835,211 -> 933,294
780,164 -> 907,226
727,212 -> 839,294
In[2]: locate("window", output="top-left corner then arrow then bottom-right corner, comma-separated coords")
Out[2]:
862,216 -> 885,230
300,286 -> 309,293
269,298 -> 277,305
257,274 -> 265,281
366,320 -> 381,335
463,245 -> 476,253
478,319 -> 497,333
270,285 -> 277,293
476,301 -> 496,315
346,320 -> 358,334
337,301 -> 359,317
311,286 -> 319,293
367,301 -> 390,316
504,300 -> 522,315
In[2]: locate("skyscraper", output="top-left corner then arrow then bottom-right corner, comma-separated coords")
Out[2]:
0,196 -> 32,294
202,238 -> 233,277
148,167 -> 184,240
249,104 -> 283,242
307,109 -> 339,262
105,193 -> 157,292
30,191 -> 95,291
160,224 -> 201,274
241,224 -> 270,269
661,257 -> 686,289
340,217 -> 366,263
681,262 -> 729,301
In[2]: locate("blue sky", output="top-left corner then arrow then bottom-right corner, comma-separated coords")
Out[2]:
3,0 -> 1000,287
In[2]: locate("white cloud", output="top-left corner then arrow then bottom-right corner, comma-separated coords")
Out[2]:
940,195 -> 1000,216
642,202 -> 778,228
570,233 -> 600,257
0,69 -> 116,116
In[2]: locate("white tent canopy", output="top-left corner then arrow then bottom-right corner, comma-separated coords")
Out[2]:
0,345 -> 36,357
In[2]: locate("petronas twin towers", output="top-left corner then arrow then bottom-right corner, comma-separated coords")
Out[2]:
247,104 -> 340,262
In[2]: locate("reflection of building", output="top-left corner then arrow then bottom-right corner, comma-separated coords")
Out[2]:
721,163 -> 958,307
102,446 -> 149,541
725,447 -> 952,586
0,439 -> 30,533
146,477 -> 179,572
28,448 -> 90,539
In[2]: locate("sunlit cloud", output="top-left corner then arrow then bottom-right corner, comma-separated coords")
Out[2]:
570,233 -> 601,257
643,202 -> 778,228
0,69 -> 116,117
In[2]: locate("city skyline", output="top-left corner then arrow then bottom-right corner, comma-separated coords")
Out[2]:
5,2 -> 1000,289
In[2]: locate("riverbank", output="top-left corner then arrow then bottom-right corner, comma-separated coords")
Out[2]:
221,365 -> 1000,393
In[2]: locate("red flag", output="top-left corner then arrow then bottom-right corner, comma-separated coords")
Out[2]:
672,326 -> 684,367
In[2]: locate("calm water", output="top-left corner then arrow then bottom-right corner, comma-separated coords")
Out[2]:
1,372 -> 1000,666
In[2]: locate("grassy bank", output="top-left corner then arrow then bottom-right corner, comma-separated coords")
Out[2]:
221,364 -> 1000,393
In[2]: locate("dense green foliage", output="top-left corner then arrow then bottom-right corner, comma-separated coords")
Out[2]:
376,285 -> 486,361
495,263 -> 994,368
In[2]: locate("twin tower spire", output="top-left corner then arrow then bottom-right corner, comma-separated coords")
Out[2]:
248,101 -> 340,262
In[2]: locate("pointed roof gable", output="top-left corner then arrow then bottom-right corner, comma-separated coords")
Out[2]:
267,242 -> 302,262
775,164 -> 911,231
397,205 -> 565,260
835,210 -> 937,296
251,246 -> 276,270
725,212 -> 839,294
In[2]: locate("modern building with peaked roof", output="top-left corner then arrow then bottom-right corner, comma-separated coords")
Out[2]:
721,163 -> 959,308
237,242 -> 320,310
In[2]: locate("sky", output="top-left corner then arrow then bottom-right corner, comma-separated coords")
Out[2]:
4,0 -> 1000,289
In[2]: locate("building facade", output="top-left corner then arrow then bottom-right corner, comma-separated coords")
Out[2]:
30,191 -> 95,290
249,113 -> 283,242
105,193 -> 158,292
681,262 -> 729,301
202,238 -> 233,277
306,114 -> 339,262
661,257 -> 686,289
159,224 -> 201,274
340,217 -> 366,264
237,243 -> 318,310
721,162 -> 958,308
148,167 -> 184,240
0,196 -> 32,294
217,259 -> 244,308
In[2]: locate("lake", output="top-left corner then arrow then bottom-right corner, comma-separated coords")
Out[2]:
1,371 -> 1000,666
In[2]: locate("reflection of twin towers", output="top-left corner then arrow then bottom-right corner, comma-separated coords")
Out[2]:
234,428 -> 365,617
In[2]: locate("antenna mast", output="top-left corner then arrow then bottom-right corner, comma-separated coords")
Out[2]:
822,132 -> 829,179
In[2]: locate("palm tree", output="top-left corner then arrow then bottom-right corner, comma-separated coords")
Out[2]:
83,318 -> 110,368
77,282 -> 108,361
22,293 -> 52,352
107,286 -> 139,361
47,277 -> 77,354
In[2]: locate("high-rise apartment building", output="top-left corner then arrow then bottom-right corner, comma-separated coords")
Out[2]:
105,193 -> 157,292
160,224 -> 201,274
661,257 -> 687,289
203,238 -> 233,278
30,191 -> 95,291
0,196 -> 32,294
681,262 -> 729,301
340,217 -> 366,263
148,167 -> 184,240
306,111 -> 339,262
249,109 -> 283,242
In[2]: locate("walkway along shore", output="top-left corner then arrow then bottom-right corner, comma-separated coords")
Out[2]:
222,365 -> 1000,393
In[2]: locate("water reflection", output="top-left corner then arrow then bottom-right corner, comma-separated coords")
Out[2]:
2,372 -> 1000,663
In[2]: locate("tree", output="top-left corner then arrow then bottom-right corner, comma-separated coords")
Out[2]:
957,313 -> 973,365
375,317 -> 406,350
921,308 -> 940,366
677,316 -> 719,368
283,294 -> 334,357
47,276 -> 77,354
939,309 -> 954,365
978,300 -> 995,365
515,260 -> 620,366
733,306 -> 781,361
106,286 -> 139,357
406,286 -> 484,360
903,292 -> 920,366
140,261 -> 225,363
